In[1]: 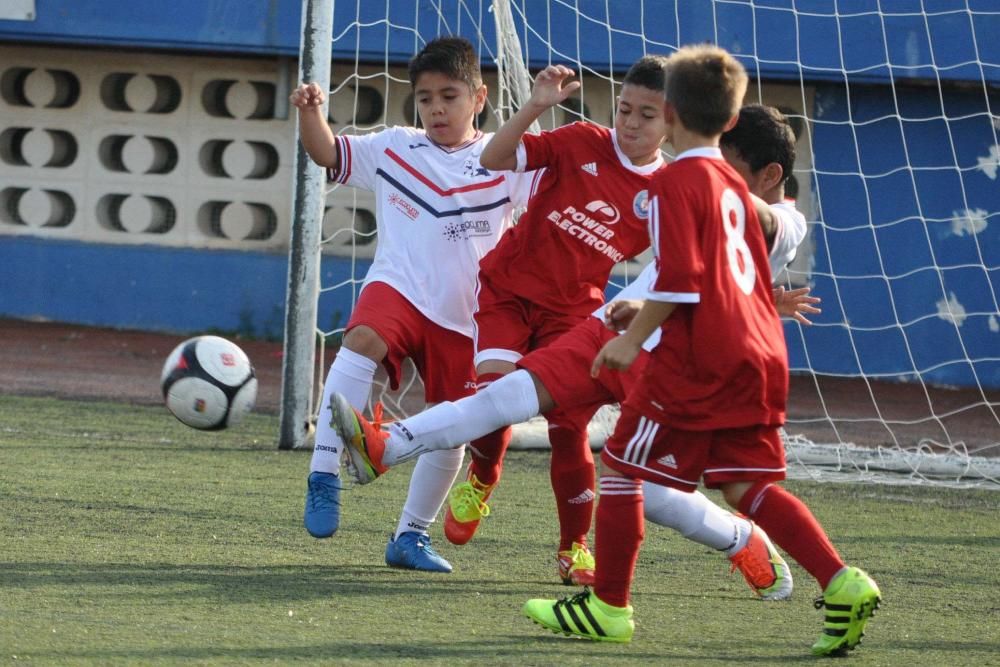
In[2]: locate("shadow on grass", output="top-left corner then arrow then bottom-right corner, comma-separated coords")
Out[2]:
2,562 -> 600,604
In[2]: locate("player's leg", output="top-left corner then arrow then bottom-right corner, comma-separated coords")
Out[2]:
304,284 -> 394,538
384,447 -> 464,573
335,368 -> 549,478
524,406 -> 654,642
545,407 -> 597,586
641,482 -> 792,600
383,315 -> 478,572
712,427 -> 881,655
445,278 -> 533,544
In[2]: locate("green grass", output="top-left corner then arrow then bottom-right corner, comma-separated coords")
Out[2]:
2,395 -> 999,666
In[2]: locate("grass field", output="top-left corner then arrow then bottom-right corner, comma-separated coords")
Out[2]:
2,395 -> 999,665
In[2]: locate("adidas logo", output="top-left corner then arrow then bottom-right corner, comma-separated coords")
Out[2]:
581,162 -> 598,176
656,454 -> 678,469
567,489 -> 596,504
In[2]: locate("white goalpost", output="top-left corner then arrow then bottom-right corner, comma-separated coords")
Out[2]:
282,0 -> 1000,489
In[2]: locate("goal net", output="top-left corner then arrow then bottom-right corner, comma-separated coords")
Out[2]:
291,0 -> 1000,489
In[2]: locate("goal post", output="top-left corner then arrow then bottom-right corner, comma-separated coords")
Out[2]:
284,1 -> 1000,488
278,0 -> 333,450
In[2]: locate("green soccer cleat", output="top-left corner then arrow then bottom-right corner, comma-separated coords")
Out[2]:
523,589 -> 634,643
811,567 -> 881,656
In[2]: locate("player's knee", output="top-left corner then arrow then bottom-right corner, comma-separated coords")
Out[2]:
342,326 -> 388,360
720,481 -> 753,510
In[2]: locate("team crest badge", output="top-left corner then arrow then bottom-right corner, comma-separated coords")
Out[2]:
633,190 -> 650,219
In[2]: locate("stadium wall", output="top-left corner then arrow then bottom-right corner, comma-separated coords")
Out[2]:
1,1 -> 998,389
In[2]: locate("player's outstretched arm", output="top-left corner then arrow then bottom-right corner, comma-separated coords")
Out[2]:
480,65 -> 582,171
773,286 -> 822,325
289,82 -> 339,169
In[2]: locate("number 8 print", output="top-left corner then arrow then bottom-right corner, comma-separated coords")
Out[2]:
720,188 -> 756,295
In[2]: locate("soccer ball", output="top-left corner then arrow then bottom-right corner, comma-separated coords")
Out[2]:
160,335 -> 257,430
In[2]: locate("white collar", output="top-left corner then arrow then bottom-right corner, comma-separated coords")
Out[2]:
673,146 -> 723,161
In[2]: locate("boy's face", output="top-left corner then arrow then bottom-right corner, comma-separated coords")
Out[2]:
614,83 -> 668,165
413,71 -> 487,148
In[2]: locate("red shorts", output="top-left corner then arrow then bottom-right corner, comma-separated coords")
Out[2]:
601,406 -> 786,490
346,281 -> 476,403
472,272 -> 585,367
518,317 -> 648,417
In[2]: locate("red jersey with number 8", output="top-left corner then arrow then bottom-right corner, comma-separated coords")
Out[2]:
631,149 -> 788,430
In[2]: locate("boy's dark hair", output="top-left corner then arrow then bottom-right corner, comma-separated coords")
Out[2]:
720,104 -> 796,184
408,36 -> 482,90
664,45 -> 747,137
622,55 -> 670,92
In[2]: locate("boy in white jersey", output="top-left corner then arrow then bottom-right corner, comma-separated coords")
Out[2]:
336,104 -> 820,600
291,36 -> 535,572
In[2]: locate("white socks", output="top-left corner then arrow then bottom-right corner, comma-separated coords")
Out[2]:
642,482 -> 751,554
309,347 -> 378,475
383,369 -> 540,466
394,446 -> 465,539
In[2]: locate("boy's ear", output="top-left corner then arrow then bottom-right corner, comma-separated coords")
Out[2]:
474,84 -> 488,112
722,112 -> 739,133
760,162 -> 784,191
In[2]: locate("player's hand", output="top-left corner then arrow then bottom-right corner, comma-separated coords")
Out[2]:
529,65 -> 582,110
591,336 -> 641,378
773,286 -> 822,325
604,299 -> 644,331
289,82 -> 326,110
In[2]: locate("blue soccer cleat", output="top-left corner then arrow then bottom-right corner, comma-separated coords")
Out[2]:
385,532 -> 453,573
303,471 -> 342,538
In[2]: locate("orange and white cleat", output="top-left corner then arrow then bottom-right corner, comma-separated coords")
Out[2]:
331,393 -> 388,484
728,522 -> 793,600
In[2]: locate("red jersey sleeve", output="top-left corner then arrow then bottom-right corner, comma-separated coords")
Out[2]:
520,121 -> 603,172
649,174 -> 703,303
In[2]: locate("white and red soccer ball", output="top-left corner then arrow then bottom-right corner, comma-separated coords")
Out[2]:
160,335 -> 257,430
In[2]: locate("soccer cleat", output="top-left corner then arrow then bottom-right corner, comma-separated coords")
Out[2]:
811,567 -> 881,656
728,522 -> 793,600
523,589 -> 634,643
443,467 -> 495,545
330,393 -> 388,484
557,542 -> 596,586
303,471 -> 342,538
384,532 -> 453,573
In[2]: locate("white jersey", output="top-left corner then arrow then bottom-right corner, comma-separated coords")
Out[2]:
595,200 -> 805,351
768,199 -> 807,277
329,127 -> 539,337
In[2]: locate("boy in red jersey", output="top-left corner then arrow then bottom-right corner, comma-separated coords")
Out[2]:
523,45 -> 881,655
291,37 -> 535,573
441,57 -> 670,586
337,104 -> 820,603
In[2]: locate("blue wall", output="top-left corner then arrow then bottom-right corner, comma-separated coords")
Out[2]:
0,237 -> 365,341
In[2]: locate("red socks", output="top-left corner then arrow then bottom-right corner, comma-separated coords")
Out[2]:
548,425 -> 595,551
738,481 -> 846,589
593,475 -> 644,608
